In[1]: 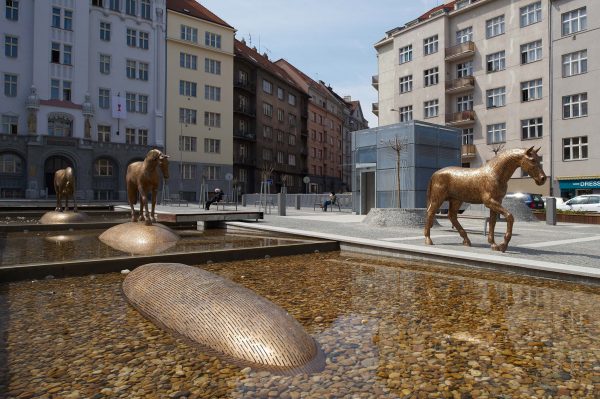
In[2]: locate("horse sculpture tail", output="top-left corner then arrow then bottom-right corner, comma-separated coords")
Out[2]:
425,176 -> 434,213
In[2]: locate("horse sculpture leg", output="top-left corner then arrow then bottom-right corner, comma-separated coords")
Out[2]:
487,210 -> 498,245
424,197 -> 444,245
65,194 -> 69,212
55,191 -> 61,212
485,200 -> 514,252
150,189 -> 157,223
448,200 -> 471,246
72,192 -> 77,212
139,186 -> 152,226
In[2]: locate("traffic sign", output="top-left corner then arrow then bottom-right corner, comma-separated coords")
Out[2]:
225,173 -> 233,181
302,176 -> 310,184
266,179 -> 273,185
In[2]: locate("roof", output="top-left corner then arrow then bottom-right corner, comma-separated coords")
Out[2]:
234,40 -> 303,92
166,0 -> 234,29
275,59 -> 332,99
418,1 -> 457,21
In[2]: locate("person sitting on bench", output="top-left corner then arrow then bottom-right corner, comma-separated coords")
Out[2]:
205,188 -> 224,210
321,192 -> 337,212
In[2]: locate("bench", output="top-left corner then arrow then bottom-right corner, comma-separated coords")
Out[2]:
214,194 -> 237,210
453,214 -> 506,236
313,196 -> 342,212
164,193 -> 188,207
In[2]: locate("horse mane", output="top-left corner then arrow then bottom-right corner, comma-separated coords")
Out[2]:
144,149 -> 161,164
486,148 -> 526,168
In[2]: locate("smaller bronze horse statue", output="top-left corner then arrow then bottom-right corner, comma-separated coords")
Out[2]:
54,166 -> 77,212
424,146 -> 546,252
126,149 -> 170,225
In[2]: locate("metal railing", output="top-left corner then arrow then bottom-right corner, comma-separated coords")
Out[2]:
445,41 -> 475,60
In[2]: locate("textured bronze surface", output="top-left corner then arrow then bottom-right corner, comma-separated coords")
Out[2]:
126,149 -> 170,226
99,222 -> 179,255
54,167 -> 77,212
39,211 -> 90,225
122,263 -> 325,375
424,146 -> 546,252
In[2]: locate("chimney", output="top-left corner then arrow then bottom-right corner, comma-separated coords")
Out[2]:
263,52 -> 268,60
252,46 -> 257,52
241,38 -> 246,44
344,96 -> 352,101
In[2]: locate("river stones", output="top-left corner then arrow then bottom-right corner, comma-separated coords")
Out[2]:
122,263 -> 325,375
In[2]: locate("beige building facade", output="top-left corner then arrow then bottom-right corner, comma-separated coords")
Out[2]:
166,0 -> 234,201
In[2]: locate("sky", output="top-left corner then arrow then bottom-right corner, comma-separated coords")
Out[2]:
200,0 -> 445,128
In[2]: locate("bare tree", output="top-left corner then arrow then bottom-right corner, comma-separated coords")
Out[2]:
488,143 -> 505,157
381,136 -> 409,208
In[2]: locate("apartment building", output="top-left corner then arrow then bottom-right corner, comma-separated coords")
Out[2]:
375,0 -> 552,195
165,0 -> 234,201
233,40 -> 308,194
276,59 -> 345,193
0,0 -> 166,200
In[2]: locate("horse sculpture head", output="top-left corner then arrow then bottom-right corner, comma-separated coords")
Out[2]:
159,153 -> 170,180
520,146 -> 546,186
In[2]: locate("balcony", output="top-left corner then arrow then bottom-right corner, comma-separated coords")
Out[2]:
445,41 -> 475,61
446,110 -> 475,126
233,154 -> 255,165
372,75 -> 379,90
445,76 -> 474,93
234,104 -> 256,117
372,102 -> 379,116
234,79 -> 255,93
461,144 -> 477,159
233,129 -> 256,141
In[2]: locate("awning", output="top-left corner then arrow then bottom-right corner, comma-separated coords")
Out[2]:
558,178 -> 600,189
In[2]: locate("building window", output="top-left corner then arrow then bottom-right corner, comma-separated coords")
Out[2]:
277,151 -> 285,164
562,93 -> 588,119
520,2 -> 542,27
263,125 -> 272,139
138,62 -> 148,81
486,123 -> 506,144
521,117 -> 543,139
205,165 -> 220,180
288,114 -> 297,128
98,88 -> 110,109
399,75 -> 412,93
48,114 -> 73,136
109,0 -> 120,12
263,102 -> 273,117
181,52 -> 197,70
456,95 -> 473,112
288,134 -> 296,146
180,80 -> 197,97
51,42 -> 61,63
562,50 -> 587,77
486,87 -> 506,108
100,22 -> 111,41
63,9 -> 72,30
0,152 -> 22,173
5,35 -> 17,58
423,35 -> 438,55
95,159 -> 114,176
424,99 -> 439,119
138,31 -> 149,50
3,73 -> 17,97
238,168 -> 247,182
399,105 -> 413,122
462,128 -> 473,145
179,108 -> 197,124
126,28 -> 136,47
180,25 -> 197,43
125,0 -> 136,16
52,7 -> 60,28
62,81 -> 71,101
63,44 -> 72,65
204,138 -> 220,153
125,92 -> 136,112
563,136 -> 588,160
521,40 -> 542,64
486,15 -> 505,38
205,58 -> 221,75
399,45 -> 412,64
276,87 -> 284,100
486,51 -> 505,72
1,115 -> 18,134
98,54 -> 110,74
204,112 -> 220,127
205,31 -> 221,48
140,0 -> 151,20
137,94 -> 148,114
180,163 -> 196,180
97,125 -> 111,143
50,79 -> 60,99
5,0 -> 18,21
456,61 -> 473,78
288,154 -> 296,166
179,136 -> 197,152
126,128 -> 136,144
456,26 -> 473,44
562,7 -> 586,36
204,85 -> 221,101
424,67 -> 439,87
138,129 -> 147,145
521,78 -> 542,102
277,108 -> 284,122
262,79 -> 273,94
288,93 -> 296,106
126,60 -> 136,79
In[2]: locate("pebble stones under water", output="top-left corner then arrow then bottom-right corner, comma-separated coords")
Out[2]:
2,253 -> 600,398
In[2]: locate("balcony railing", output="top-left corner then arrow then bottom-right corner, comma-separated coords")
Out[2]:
445,76 -> 474,93
461,143 -> 476,158
372,102 -> 379,116
233,129 -> 256,141
446,110 -> 475,126
234,104 -> 256,117
372,75 -> 379,89
445,41 -> 475,61
234,80 -> 255,92
233,154 -> 256,165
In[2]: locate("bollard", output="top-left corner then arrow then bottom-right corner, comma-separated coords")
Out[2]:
295,194 -> 301,210
242,194 -> 246,207
546,197 -> 557,225
278,193 -> 286,216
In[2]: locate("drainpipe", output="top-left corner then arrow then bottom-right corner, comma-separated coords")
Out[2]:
548,0 -> 555,196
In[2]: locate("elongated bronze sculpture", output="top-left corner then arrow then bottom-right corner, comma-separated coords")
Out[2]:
126,149 -> 169,225
424,146 -> 546,252
54,167 -> 77,212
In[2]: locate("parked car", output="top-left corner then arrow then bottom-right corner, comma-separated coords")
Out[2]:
504,192 -> 545,209
557,194 -> 600,213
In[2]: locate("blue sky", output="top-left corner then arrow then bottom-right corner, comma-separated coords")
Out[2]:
200,0 -> 444,128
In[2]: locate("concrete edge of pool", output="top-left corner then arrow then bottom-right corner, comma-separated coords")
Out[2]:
0,240 -> 339,282
226,222 -> 600,286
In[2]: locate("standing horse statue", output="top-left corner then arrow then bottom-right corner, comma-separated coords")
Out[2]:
424,146 -> 546,252
54,166 -> 77,212
126,149 -> 170,225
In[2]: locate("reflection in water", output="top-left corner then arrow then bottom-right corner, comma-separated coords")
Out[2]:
2,252 -> 599,398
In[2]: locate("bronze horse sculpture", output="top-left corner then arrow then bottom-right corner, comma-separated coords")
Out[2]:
54,166 -> 77,212
424,146 -> 546,252
126,149 -> 170,225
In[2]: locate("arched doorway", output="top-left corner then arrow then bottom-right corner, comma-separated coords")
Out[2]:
44,155 -> 73,195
